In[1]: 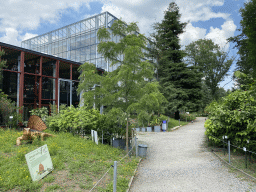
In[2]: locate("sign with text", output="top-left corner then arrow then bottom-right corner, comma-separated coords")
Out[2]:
91,130 -> 98,145
25,144 -> 54,181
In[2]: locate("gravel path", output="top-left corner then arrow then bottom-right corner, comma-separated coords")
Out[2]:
129,117 -> 256,192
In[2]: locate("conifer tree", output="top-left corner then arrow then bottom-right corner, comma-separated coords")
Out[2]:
147,2 -> 203,114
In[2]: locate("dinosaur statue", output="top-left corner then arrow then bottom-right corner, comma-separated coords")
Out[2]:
16,128 -> 56,146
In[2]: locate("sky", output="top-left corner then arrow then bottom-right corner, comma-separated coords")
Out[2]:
0,0 -> 251,90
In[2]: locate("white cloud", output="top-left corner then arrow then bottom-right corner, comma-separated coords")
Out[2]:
205,19 -> 236,52
0,28 -> 20,46
178,23 -> 207,49
21,33 -> 38,41
0,0 -> 237,55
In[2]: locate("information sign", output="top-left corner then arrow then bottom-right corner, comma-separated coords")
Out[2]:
25,144 -> 54,181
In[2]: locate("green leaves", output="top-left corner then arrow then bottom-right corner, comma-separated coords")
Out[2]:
46,105 -> 100,135
205,72 -> 256,150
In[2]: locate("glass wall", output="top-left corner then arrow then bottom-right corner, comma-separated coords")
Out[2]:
21,11 -> 156,73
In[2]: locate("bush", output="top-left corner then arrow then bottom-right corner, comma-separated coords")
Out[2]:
29,107 -> 49,122
204,71 -> 256,152
45,105 -> 100,135
0,91 -> 23,129
179,113 -> 196,121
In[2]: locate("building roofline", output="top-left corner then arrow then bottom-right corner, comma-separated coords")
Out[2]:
0,41 -> 104,71
21,11 -> 117,42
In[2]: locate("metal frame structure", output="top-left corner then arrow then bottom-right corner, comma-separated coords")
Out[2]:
0,42 -> 104,126
21,11 -> 157,72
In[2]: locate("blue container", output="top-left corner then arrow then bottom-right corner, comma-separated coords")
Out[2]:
162,121 -> 167,132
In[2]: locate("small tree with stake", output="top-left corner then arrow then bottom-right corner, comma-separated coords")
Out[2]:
77,19 -> 166,153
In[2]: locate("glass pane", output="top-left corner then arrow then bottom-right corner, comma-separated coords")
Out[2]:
71,50 -> 76,61
72,81 -> 79,108
86,46 -> 90,60
42,77 -> 55,100
91,33 -> 96,45
42,58 -> 56,77
90,45 -> 96,60
1,71 -> 18,104
23,75 -> 39,106
59,62 -> 70,79
59,80 -> 71,107
81,47 -> 86,62
76,49 -> 81,62
72,65 -> 80,81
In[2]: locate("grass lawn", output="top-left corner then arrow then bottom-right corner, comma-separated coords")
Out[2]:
0,128 -> 140,192
167,118 -> 189,131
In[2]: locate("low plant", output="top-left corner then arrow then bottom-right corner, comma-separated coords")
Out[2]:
0,92 -> 23,129
179,113 -> 196,121
29,107 -> 49,122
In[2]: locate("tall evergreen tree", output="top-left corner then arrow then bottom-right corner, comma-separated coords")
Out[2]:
146,2 -> 203,114
227,0 -> 256,89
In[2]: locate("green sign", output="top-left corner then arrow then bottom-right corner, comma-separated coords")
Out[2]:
25,144 -> 54,181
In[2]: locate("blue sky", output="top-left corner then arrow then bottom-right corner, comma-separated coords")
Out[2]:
0,0 -> 251,90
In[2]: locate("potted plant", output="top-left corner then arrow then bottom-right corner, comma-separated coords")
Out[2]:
150,116 -> 161,132
146,122 -> 152,132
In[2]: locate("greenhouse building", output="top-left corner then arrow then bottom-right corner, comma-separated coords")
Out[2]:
0,11 -> 155,126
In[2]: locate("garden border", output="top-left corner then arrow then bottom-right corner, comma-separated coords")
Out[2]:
127,158 -> 142,192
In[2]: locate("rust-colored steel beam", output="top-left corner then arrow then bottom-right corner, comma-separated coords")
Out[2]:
39,56 -> 42,108
19,51 -> 24,116
55,60 -> 59,111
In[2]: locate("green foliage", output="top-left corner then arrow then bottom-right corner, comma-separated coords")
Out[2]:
77,18 -> 166,151
0,128 -> 140,192
204,71 -> 256,152
0,49 -> 7,83
227,0 -> 256,88
45,105 -> 100,135
29,107 -> 49,122
0,92 -> 23,129
147,2 -> 203,114
179,113 -> 196,121
183,38 -> 235,103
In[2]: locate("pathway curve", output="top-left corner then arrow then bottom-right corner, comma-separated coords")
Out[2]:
129,117 -> 256,192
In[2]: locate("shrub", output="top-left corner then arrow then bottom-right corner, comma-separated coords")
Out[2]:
179,113 -> 196,121
46,105 -> 100,135
204,71 -> 256,152
29,107 -> 49,122
0,91 -> 23,129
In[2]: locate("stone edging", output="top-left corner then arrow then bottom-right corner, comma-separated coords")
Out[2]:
127,158 -> 142,192
169,125 -> 182,131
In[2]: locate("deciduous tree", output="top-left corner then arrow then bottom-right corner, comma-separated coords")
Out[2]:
77,19 -> 166,153
183,39 -> 235,102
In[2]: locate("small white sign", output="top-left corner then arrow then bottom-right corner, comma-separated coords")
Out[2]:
25,144 -> 54,181
186,112 -> 189,114
243,147 -> 246,152
91,130 -> 98,145
94,131 -> 98,145
91,130 -> 94,141
9,116 -> 13,119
